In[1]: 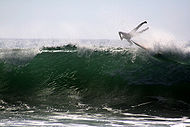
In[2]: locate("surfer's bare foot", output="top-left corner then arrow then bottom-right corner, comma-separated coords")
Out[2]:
144,21 -> 147,24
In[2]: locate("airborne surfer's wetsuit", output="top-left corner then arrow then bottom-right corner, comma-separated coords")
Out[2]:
118,21 -> 149,45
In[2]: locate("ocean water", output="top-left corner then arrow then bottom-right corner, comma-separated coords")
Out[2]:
0,39 -> 190,127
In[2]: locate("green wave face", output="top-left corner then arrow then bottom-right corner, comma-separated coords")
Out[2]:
0,45 -> 190,116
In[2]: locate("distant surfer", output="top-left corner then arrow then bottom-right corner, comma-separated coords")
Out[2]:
118,21 -> 149,46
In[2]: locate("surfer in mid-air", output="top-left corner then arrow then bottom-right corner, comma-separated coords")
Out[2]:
118,21 -> 149,50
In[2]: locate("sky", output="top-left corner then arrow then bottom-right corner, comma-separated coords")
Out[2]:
0,0 -> 189,40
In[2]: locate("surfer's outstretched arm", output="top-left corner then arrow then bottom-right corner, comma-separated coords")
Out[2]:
130,40 -> 147,50
118,32 -> 123,40
130,21 -> 147,33
127,39 -> 133,45
118,31 -> 128,40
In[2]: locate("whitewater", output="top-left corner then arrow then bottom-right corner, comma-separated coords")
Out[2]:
0,38 -> 190,127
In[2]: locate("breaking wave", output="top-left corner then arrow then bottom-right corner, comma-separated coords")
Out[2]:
0,39 -> 190,117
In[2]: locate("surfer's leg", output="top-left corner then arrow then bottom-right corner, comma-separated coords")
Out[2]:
130,21 -> 147,33
137,27 -> 149,34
